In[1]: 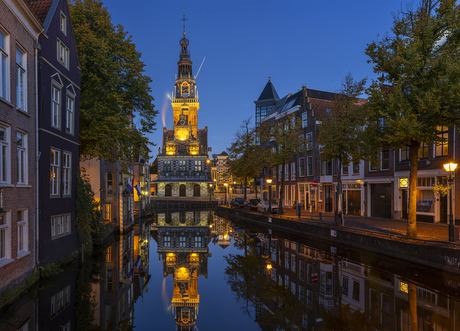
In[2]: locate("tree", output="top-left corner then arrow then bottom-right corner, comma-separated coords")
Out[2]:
227,118 -> 268,201
316,73 -> 367,225
70,0 -> 157,168
260,115 -> 306,214
365,0 -> 460,238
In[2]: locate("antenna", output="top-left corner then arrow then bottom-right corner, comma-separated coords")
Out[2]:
195,56 -> 206,79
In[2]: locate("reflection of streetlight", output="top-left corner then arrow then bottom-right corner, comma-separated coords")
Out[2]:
444,162 -> 457,242
266,178 -> 272,214
224,183 -> 228,206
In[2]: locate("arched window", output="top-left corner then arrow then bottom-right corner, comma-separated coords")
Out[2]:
193,184 -> 200,197
179,184 -> 186,196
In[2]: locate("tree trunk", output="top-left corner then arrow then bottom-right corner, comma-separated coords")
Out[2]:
334,159 -> 342,225
254,176 -> 258,200
244,176 -> 248,201
408,281 -> 418,330
278,164 -> 284,215
407,141 -> 420,238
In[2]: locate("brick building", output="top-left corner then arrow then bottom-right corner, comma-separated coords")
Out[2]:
0,0 -> 42,292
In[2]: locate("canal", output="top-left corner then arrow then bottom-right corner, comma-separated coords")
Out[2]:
1,209 -> 460,330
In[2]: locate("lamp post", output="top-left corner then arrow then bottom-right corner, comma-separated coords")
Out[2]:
224,183 -> 228,206
209,183 -> 213,201
443,162 -> 457,242
266,178 -> 272,214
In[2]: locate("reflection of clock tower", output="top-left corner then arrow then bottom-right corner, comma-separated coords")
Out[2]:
154,15 -> 213,198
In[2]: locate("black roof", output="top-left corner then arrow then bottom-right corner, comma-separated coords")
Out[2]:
256,78 -> 280,102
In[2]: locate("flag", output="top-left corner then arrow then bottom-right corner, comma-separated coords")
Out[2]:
126,178 -> 133,194
135,255 -> 141,269
135,182 -> 141,196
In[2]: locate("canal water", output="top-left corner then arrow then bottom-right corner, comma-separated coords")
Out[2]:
1,209 -> 460,330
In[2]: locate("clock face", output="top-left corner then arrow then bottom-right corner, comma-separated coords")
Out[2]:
179,119 -> 186,125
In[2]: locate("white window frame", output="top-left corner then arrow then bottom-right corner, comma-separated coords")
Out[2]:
51,214 -> 71,239
302,112 -> 308,128
65,95 -> 74,134
306,133 -> 313,150
57,38 -> 69,69
63,151 -> 71,196
291,162 -> 296,180
17,209 -> 28,255
0,212 -> 11,262
284,163 -> 289,181
307,156 -> 313,176
0,124 -> 10,184
60,11 -> 67,35
0,28 -> 10,101
50,148 -> 60,196
16,46 -> 27,112
299,158 -> 305,177
51,85 -> 61,128
16,131 -> 27,184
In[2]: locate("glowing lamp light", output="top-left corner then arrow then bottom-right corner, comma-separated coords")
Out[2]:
266,178 -> 273,184
266,263 -> 272,270
443,162 -> 458,172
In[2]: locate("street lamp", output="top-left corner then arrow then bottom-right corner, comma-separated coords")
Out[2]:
266,178 -> 272,214
209,183 -> 213,201
224,183 -> 228,206
444,162 -> 458,242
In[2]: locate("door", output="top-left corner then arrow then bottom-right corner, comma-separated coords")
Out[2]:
371,184 -> 392,218
179,184 -> 186,196
194,184 -> 200,197
324,185 -> 333,212
347,190 -> 361,216
165,184 -> 172,197
402,189 -> 408,219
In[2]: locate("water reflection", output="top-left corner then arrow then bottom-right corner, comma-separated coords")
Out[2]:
223,217 -> 460,331
153,209 -> 214,331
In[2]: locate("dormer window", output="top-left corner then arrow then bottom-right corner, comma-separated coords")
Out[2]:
60,12 -> 67,35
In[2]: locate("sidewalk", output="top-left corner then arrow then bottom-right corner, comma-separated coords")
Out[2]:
276,207 -> 455,243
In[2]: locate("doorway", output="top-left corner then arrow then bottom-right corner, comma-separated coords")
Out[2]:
165,184 -> 172,197
324,185 -> 333,212
402,190 -> 408,219
371,184 -> 392,218
347,190 -> 361,216
194,184 -> 201,197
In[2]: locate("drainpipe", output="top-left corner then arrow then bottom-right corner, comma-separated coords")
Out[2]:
33,42 -> 41,266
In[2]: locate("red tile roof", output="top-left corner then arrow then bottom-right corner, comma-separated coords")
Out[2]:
24,0 -> 54,24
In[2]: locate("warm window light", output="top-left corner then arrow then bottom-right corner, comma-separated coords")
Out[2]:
443,162 -> 458,172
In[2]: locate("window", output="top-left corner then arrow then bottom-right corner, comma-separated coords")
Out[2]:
306,289 -> 313,306
419,142 -> 428,158
320,270 -> 332,295
50,285 -> 71,318
60,12 -> 67,35
164,236 -> 170,247
302,112 -> 308,128
51,149 -> 60,195
342,276 -> 349,296
51,86 -> 60,128
306,133 -> 313,150
66,96 -> 74,134
17,209 -> 28,254
63,152 -> 71,195
353,162 -> 359,174
0,213 -> 10,261
194,160 -> 201,171
16,47 -> 26,111
179,236 -> 186,247
401,147 -> 410,161
104,204 -> 111,221
51,214 -> 71,239
291,162 -> 296,180
321,160 -> 332,176
381,150 -> 389,170
106,172 -> 113,195
352,280 -> 360,301
285,251 -> 290,270
17,132 -> 27,184
0,125 -> 9,183
342,162 -> 349,175
299,285 -> 305,301
284,163 -> 289,181
291,281 -> 296,294
0,29 -> 9,100
299,158 -> 305,177
163,160 -> 171,172
284,275 -> 289,289
291,254 -> 296,272
179,160 -> 186,172
307,263 -> 313,284
436,126 -> 448,157
57,39 -> 69,68
307,156 -> 312,176
299,260 -> 305,281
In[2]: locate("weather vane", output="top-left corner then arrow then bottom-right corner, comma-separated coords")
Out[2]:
182,9 -> 187,35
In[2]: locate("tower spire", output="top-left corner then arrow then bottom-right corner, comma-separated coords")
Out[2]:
182,9 -> 187,36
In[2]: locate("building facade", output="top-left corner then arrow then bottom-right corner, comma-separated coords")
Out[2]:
26,0 -> 81,263
0,0 -> 42,293
155,29 -> 212,197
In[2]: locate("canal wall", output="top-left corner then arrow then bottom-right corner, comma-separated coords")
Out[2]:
216,207 -> 460,276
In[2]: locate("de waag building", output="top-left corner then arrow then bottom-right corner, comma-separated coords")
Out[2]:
155,28 -> 212,198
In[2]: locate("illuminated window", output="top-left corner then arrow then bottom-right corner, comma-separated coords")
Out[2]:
399,281 -> 408,293
435,126 -> 449,157
419,142 -> 428,158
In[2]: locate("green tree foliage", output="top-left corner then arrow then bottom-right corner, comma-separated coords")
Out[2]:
316,73 -> 367,224
260,115 -> 306,214
70,0 -> 157,168
227,118 -> 267,201
76,168 -> 103,254
365,0 -> 460,237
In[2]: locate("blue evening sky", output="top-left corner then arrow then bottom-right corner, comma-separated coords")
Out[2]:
104,0 -> 407,160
